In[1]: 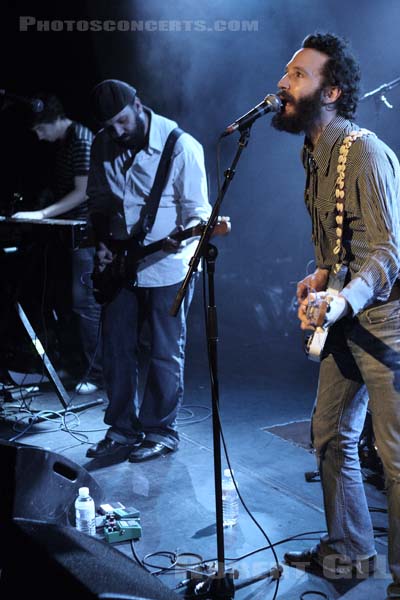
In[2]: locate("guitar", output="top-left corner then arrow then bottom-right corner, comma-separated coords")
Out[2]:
92,216 -> 231,304
305,264 -> 348,362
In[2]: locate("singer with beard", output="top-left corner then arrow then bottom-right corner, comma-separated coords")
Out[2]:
271,34 -> 400,597
86,80 -> 211,463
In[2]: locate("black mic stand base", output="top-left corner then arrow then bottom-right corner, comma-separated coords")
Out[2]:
180,564 -> 283,599
182,568 -> 236,599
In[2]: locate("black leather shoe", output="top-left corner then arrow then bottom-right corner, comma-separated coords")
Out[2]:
284,547 -> 376,577
86,436 -> 143,459
128,440 -> 176,463
387,581 -> 400,598
284,548 -> 320,570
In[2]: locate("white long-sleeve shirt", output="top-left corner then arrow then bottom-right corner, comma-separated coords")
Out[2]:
87,109 -> 211,287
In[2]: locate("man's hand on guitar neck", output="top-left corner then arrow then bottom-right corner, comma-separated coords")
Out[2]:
162,225 -> 184,253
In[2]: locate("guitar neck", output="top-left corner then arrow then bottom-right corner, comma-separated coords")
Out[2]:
139,224 -> 203,258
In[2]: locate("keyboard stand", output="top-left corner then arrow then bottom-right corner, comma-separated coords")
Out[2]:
15,302 -> 103,418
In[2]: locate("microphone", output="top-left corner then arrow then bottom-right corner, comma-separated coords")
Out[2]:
221,94 -> 281,137
0,90 -> 44,112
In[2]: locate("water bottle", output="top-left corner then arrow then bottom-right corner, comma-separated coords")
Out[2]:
222,468 -> 239,527
75,486 -> 96,536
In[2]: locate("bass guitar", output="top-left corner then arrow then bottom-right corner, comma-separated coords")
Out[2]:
92,217 -> 231,304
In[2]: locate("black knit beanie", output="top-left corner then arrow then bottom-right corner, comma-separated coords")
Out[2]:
90,79 -> 137,122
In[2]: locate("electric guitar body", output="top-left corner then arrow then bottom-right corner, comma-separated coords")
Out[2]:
92,217 -> 231,304
305,264 -> 348,362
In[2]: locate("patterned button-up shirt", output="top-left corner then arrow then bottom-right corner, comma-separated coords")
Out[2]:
302,115 -> 400,314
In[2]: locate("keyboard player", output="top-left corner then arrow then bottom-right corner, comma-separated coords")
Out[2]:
12,93 -> 103,394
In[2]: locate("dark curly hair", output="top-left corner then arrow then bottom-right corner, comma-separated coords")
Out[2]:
302,33 -> 360,119
30,92 -> 66,126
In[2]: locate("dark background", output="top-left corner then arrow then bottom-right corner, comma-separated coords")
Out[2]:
2,0 -> 400,381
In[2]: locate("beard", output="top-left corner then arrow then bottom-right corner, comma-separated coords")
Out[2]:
271,87 -> 323,134
116,110 -> 147,149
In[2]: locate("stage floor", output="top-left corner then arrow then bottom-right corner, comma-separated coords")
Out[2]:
0,347 -> 391,599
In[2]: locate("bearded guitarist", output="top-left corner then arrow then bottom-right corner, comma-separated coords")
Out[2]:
271,34 -> 400,596
86,80 -> 212,463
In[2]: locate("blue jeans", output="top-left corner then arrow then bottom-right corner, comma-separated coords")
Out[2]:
71,247 -> 103,383
312,299 -> 400,585
101,278 -> 195,449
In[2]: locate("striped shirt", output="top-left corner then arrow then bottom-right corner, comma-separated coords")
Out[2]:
54,122 -> 93,220
302,115 -> 400,315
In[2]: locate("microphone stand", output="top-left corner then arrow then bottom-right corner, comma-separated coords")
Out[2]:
171,127 -> 281,599
360,75 -> 400,110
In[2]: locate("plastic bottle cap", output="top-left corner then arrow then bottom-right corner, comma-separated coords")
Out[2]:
78,486 -> 90,497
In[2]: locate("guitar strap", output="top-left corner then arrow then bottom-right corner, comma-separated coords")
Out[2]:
306,128 -> 374,360
137,126 -> 184,243
332,127 -> 373,274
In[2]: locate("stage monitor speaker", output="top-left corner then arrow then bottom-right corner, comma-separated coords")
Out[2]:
0,439 -> 103,525
0,518 -> 179,600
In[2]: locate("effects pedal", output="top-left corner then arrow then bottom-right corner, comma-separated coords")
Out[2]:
98,503 -> 140,519
103,512 -> 142,543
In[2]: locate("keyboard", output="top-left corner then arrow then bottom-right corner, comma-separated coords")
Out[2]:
0,216 -> 90,249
